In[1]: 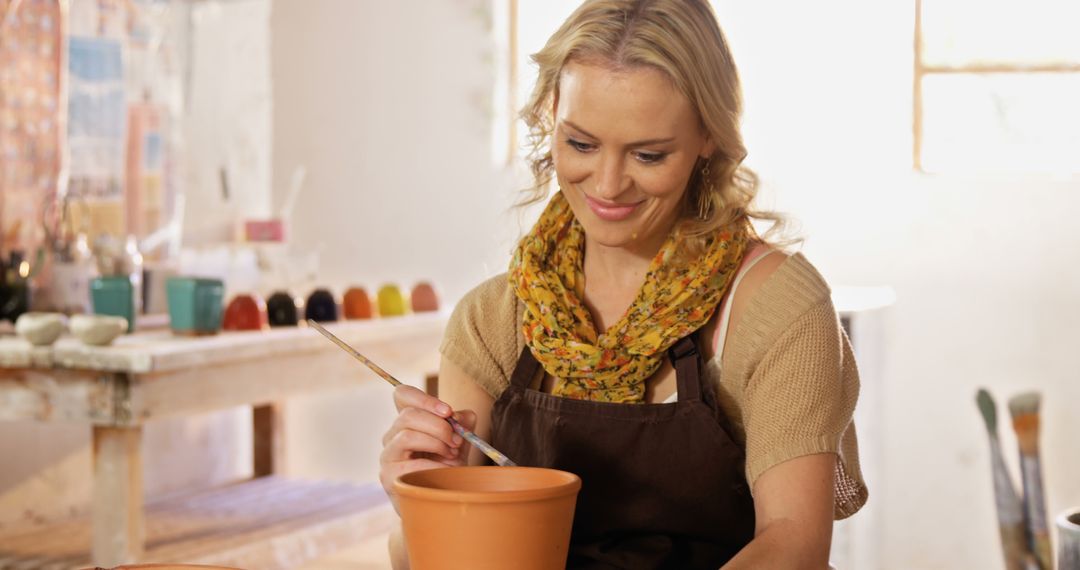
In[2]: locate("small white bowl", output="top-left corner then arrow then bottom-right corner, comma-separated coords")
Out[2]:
70,314 -> 128,346
15,312 -> 67,346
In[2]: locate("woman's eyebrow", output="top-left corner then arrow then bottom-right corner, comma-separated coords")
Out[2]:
561,120 -> 676,147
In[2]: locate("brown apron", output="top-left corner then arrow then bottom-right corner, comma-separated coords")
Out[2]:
489,334 -> 756,569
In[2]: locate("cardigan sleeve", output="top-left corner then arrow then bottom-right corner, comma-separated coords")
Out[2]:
439,273 -> 521,399
740,296 -> 867,519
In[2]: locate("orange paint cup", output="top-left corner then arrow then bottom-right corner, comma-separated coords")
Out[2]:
394,466 -> 580,570
343,286 -> 374,319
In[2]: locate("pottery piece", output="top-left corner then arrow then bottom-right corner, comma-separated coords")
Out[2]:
410,282 -> 439,313
394,466 -> 580,570
1060,508 -> 1080,570
377,284 -> 407,317
166,277 -> 224,336
266,291 -> 300,327
343,286 -> 373,319
14,312 -> 67,346
304,289 -> 339,322
70,314 -> 128,346
223,293 -> 268,331
91,276 -> 136,332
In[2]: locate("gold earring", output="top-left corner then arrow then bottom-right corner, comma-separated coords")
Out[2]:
698,162 -> 714,220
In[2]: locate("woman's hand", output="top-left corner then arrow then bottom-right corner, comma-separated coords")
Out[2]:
379,384 -> 477,509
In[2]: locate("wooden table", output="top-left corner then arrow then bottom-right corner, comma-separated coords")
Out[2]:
0,313 -> 446,569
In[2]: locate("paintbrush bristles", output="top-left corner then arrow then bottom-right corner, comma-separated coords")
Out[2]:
1009,392 -> 1042,455
977,389 -> 998,434
1008,392 -> 1041,417
1008,391 -> 1052,570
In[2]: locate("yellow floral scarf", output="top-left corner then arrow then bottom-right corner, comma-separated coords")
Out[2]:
509,191 -> 748,403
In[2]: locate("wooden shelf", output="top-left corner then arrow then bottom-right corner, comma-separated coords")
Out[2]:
0,476 -> 396,570
0,312 -> 448,375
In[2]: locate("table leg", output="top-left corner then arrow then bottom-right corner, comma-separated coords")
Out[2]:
92,425 -> 144,566
253,402 -> 285,477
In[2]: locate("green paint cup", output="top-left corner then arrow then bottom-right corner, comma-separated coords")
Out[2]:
166,277 -> 224,336
91,276 -> 136,333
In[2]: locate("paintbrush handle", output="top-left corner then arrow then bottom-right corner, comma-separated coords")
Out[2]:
1019,453 -> 1052,569
308,320 -> 402,386
990,440 -> 1033,570
308,319 -> 517,467
447,416 -> 516,467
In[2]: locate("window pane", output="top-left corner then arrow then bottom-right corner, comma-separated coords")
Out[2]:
921,73 -> 1080,173
922,0 -> 1080,67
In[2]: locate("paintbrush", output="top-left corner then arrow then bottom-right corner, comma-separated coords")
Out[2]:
1008,392 -> 1052,570
307,319 -> 517,467
977,389 -> 1038,570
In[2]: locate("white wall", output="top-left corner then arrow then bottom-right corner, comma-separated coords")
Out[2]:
183,0 -> 275,245
271,0 -> 524,304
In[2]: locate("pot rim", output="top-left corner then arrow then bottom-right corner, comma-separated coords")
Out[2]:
393,466 -> 581,504
1059,507 -> 1080,531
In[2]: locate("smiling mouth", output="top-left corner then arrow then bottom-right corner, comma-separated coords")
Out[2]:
583,194 -> 644,222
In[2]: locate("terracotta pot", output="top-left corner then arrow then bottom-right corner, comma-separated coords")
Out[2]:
394,466 -> 580,570
377,284 -> 407,317
223,293 -> 268,331
410,282 -> 439,313
342,286 -> 373,319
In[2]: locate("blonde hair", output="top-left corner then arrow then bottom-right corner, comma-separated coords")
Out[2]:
519,0 -> 793,247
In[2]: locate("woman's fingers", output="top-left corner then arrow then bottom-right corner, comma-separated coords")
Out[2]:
392,384 -> 452,417
380,385 -> 476,501
382,424 -> 461,462
382,406 -> 462,449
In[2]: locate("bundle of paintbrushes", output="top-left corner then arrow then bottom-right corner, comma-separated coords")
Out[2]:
976,388 -> 1050,570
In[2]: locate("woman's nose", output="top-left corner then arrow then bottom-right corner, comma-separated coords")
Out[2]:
594,153 -> 628,199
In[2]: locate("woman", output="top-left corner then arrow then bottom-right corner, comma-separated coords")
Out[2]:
381,0 -> 866,568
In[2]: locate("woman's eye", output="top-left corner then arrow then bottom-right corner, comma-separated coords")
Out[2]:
635,152 -> 667,164
566,138 -> 595,152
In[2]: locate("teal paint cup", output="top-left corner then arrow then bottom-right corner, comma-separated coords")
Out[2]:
166,277 -> 224,336
91,276 -> 136,333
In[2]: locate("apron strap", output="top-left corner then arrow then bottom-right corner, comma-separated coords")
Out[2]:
668,335 -> 704,402
509,346 -> 541,389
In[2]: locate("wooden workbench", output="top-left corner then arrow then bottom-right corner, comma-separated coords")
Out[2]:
0,313 -> 446,569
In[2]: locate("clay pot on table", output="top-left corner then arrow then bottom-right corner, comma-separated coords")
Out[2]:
394,466 -> 580,570
70,314 -> 128,346
15,312 -> 66,346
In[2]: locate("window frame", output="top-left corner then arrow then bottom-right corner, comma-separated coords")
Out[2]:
912,0 -> 1080,172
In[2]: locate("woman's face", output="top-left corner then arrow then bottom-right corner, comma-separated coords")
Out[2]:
552,60 -> 713,253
